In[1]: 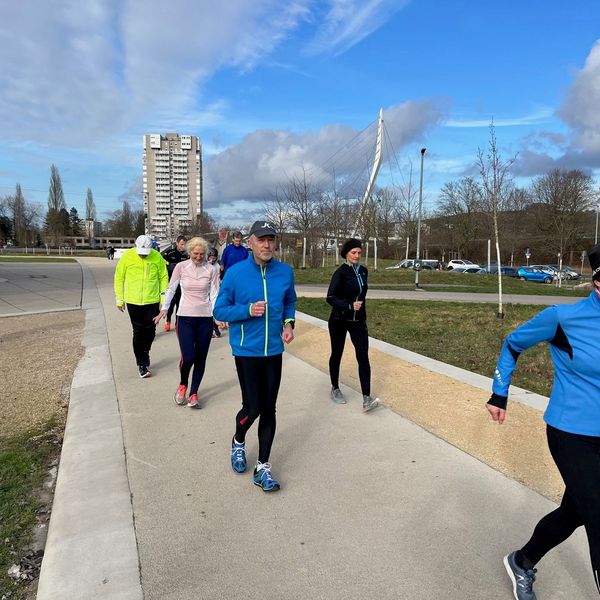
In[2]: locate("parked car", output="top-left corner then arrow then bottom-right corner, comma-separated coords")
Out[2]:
530,264 -> 569,280
446,259 -> 480,270
386,259 -> 414,270
487,266 -> 519,277
546,264 -> 581,280
517,266 -> 554,284
451,266 -> 487,274
386,259 -> 440,270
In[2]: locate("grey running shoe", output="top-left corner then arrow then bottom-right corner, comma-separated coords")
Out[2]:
138,365 -> 151,379
362,395 -> 379,413
330,387 -> 346,404
504,551 -> 537,600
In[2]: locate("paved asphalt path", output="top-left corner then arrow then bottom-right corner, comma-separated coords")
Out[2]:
0,262 -> 82,315
296,284 -> 584,305
33,258 -> 596,599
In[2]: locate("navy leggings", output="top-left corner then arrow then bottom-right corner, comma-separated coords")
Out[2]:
176,316 -> 213,395
521,425 -> 600,593
234,354 -> 282,464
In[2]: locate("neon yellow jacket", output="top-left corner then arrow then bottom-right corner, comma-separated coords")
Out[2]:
114,248 -> 169,307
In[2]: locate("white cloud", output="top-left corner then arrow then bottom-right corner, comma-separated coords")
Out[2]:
305,0 -> 409,56
558,39 -> 600,154
0,1 -> 312,146
204,99 -> 442,206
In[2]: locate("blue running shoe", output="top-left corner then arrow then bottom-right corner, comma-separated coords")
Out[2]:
253,463 -> 280,492
231,438 -> 247,473
504,551 -> 537,600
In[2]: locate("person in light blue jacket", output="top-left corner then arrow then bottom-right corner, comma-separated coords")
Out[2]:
214,220 -> 296,492
488,245 -> 600,600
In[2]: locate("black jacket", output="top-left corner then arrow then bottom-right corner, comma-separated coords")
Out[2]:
326,263 -> 368,321
161,247 -> 188,277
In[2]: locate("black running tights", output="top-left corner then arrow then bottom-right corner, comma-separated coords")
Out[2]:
176,316 -> 213,395
127,303 -> 159,366
234,354 -> 282,464
521,425 -> 600,593
328,319 -> 371,396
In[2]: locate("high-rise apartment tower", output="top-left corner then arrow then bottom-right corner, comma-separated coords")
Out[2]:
143,133 -> 203,240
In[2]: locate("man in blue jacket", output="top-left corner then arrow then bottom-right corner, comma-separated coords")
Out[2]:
214,221 -> 296,492
220,231 -> 248,279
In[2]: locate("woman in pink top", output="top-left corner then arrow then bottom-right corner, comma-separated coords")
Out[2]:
154,237 -> 223,408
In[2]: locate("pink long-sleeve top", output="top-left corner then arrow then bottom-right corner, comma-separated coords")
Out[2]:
163,259 -> 220,317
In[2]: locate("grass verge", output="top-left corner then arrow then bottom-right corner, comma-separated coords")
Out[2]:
292,263 -> 588,296
296,297 -> 553,398
0,419 -> 63,599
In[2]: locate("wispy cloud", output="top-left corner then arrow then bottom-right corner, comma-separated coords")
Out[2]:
444,108 -> 554,129
0,1 -> 313,147
305,0 -> 409,56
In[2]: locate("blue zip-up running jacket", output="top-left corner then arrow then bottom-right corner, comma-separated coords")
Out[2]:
214,256 -> 296,357
491,291 -> 600,436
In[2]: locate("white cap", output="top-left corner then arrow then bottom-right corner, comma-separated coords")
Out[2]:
135,235 -> 153,255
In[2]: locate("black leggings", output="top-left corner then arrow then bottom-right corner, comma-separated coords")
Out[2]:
521,425 -> 600,593
167,285 -> 181,323
176,316 -> 213,395
234,354 -> 282,464
328,318 -> 371,396
127,303 -> 160,366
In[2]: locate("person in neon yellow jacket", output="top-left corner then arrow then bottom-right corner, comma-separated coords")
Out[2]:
114,235 -> 169,378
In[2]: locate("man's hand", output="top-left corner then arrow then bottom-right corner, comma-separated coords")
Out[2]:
153,309 -> 167,325
353,300 -> 363,311
250,301 -> 267,317
282,324 -> 294,344
487,404 -> 506,425
117,304 -> 125,312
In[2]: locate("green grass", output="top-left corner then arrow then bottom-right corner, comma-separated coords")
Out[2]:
0,256 -> 77,263
297,297 -> 553,398
292,263 -> 588,296
0,421 -> 63,599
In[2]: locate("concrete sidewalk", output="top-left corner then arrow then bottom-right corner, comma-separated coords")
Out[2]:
38,258 -> 596,599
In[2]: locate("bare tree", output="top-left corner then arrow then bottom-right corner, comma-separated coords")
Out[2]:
531,169 -> 594,259
437,177 -> 482,258
263,189 -> 291,259
282,169 -> 324,267
477,123 -> 515,318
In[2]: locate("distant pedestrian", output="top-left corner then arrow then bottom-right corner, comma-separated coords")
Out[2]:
214,220 -> 296,492
114,235 -> 168,378
106,246 -> 115,260
487,244 -> 600,600
154,237 -> 222,408
161,235 -> 188,332
207,247 -> 223,337
220,231 -> 248,279
326,238 -> 378,412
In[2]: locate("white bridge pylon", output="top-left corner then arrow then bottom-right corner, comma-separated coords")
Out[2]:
351,108 -> 384,238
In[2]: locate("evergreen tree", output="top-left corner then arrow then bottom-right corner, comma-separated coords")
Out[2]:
69,207 -> 83,236
46,165 -> 67,245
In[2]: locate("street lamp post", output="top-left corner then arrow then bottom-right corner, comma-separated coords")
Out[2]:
415,148 -> 426,289
595,204 -> 599,245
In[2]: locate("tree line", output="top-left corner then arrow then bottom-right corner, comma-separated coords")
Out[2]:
0,164 -> 149,247
263,126 -> 598,267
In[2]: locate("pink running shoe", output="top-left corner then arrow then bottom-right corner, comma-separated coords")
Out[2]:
187,393 -> 199,409
174,384 -> 187,406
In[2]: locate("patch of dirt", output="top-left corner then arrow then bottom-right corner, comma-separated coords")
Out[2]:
0,311 -> 85,437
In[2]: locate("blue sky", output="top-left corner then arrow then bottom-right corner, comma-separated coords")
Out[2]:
0,0 -> 599,226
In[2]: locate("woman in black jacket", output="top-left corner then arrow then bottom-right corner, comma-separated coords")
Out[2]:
326,238 -> 378,412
